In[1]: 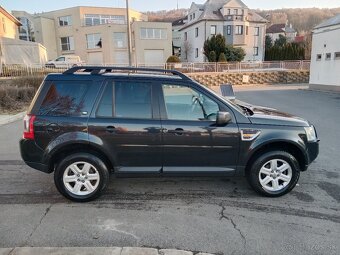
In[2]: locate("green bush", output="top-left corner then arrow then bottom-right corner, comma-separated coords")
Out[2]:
218,53 -> 227,62
166,55 -> 181,63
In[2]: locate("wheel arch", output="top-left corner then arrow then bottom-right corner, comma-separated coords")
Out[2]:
48,143 -> 114,173
245,141 -> 308,173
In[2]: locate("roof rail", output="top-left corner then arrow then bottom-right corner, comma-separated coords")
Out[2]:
63,66 -> 191,80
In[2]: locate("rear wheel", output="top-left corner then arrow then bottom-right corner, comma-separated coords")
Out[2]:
246,151 -> 300,197
54,153 -> 109,202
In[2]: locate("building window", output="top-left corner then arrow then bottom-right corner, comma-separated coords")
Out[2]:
254,27 -> 260,36
227,9 -> 231,15
235,25 -> 243,35
84,14 -> 125,26
195,27 -> 199,37
190,15 -> 192,21
226,25 -> 232,35
246,26 -> 248,35
113,32 -> 127,48
60,36 -> 74,51
184,32 -> 188,41
325,53 -> 331,60
195,48 -> 199,58
140,28 -> 167,40
2,18 -> 6,33
211,25 -> 217,35
335,52 -> 340,60
193,13 -> 196,19
234,9 -> 238,15
86,33 -> 102,49
316,54 -> 322,61
59,16 -> 72,26
253,47 -> 259,56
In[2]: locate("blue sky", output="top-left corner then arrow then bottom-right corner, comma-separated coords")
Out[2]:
1,0 -> 340,13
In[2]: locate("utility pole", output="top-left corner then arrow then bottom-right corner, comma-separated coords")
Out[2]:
126,0 -> 132,66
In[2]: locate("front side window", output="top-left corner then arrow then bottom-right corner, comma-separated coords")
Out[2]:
86,33 -> 102,49
162,85 -> 219,121
115,82 -> 152,119
39,82 -> 90,116
96,84 -> 113,118
60,36 -> 74,51
59,16 -> 72,26
55,57 -> 65,61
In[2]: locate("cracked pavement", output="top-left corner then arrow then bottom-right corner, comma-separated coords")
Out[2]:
0,88 -> 339,254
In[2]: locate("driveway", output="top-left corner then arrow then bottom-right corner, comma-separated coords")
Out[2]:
0,88 -> 339,255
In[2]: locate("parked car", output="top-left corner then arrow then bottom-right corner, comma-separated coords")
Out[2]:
45,55 -> 83,68
20,66 -> 319,202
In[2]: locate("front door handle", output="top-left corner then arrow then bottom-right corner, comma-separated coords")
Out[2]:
169,128 -> 184,136
106,126 -> 116,133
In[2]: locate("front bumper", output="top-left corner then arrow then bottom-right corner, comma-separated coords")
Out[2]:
303,140 -> 319,171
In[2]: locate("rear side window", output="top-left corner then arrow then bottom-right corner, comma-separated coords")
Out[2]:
115,81 -> 152,119
96,81 -> 152,119
39,81 -> 90,116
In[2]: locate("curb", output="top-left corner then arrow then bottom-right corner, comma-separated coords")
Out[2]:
0,247 -> 215,255
0,111 -> 26,126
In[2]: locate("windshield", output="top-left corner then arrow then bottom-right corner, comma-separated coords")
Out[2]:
194,81 -> 247,115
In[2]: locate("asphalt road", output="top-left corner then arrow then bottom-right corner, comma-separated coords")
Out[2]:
0,88 -> 339,255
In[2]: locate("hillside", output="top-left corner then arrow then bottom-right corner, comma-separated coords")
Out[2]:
146,7 -> 340,34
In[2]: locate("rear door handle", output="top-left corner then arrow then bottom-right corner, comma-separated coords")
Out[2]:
169,128 -> 184,136
106,126 -> 116,133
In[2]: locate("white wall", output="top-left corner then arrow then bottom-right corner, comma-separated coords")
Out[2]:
310,24 -> 340,87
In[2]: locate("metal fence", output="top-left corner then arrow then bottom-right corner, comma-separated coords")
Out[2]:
0,61 -> 310,78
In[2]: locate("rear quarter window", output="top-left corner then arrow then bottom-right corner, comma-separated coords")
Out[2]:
38,81 -> 90,116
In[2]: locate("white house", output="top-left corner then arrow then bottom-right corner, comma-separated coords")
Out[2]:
309,14 -> 340,92
179,0 -> 268,62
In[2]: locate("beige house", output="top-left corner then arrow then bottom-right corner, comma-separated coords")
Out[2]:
0,6 -> 47,66
0,6 -> 21,39
13,6 -> 172,65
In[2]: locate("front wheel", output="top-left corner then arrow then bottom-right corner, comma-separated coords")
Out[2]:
54,153 -> 109,202
246,151 -> 300,197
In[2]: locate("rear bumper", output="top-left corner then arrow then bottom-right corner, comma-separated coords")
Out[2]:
20,139 -> 51,173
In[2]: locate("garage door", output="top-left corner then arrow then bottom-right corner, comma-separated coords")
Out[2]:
144,50 -> 164,65
87,52 -> 103,65
114,51 -> 129,65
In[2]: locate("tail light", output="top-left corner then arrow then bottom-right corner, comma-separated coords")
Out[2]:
23,114 -> 36,140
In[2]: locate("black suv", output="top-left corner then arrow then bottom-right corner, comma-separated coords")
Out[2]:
20,67 -> 319,202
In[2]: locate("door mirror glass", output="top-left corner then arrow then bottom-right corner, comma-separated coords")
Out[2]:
216,111 -> 232,125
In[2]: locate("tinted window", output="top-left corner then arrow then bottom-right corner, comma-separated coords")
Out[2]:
96,84 -> 113,117
162,84 -> 219,121
115,82 -> 152,119
39,81 -> 89,116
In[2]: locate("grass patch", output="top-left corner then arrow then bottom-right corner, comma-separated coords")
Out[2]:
0,76 -> 44,114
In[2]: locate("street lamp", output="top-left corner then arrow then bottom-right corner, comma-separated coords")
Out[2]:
126,0 -> 132,66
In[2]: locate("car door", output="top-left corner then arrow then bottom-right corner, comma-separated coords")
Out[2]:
88,78 -> 162,174
158,82 -> 239,175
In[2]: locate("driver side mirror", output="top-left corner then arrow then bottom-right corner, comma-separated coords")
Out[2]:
216,111 -> 232,125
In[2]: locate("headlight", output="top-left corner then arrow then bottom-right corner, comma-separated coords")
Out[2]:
304,126 -> 317,142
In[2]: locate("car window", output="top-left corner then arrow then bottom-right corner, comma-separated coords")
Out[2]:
56,57 -> 65,61
114,81 -> 152,119
162,84 -> 219,121
96,83 -> 113,118
38,81 -> 90,116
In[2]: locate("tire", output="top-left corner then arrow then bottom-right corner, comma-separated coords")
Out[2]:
246,151 -> 300,197
54,153 -> 110,202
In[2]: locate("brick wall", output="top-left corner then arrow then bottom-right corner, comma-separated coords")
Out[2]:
188,70 -> 309,87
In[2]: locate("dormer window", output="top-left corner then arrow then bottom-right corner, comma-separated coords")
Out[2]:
193,13 -> 196,19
